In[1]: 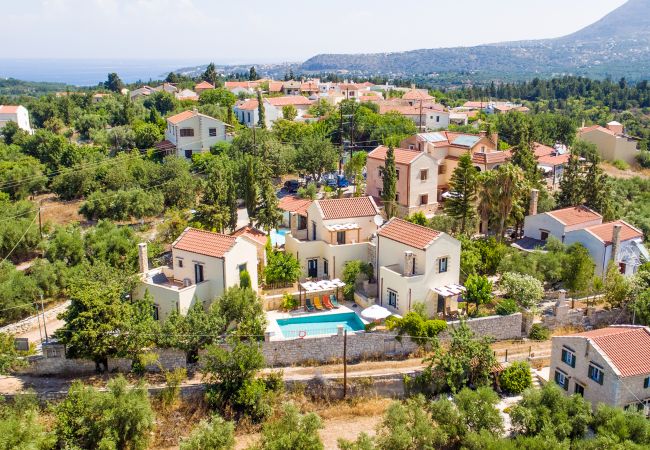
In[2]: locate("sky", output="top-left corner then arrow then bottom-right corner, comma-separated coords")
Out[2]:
1,0 -> 628,63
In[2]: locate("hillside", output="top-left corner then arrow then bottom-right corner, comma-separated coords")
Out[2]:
300,0 -> 650,79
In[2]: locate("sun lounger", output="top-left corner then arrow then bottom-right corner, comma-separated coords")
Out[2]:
305,298 -> 315,312
322,295 -> 334,309
313,296 -> 325,310
329,294 -> 341,308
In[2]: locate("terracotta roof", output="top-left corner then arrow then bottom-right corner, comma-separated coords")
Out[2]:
316,197 -> 379,220
278,195 -> 312,216
0,105 -> 21,114
195,81 -> 215,89
378,217 -> 441,250
533,142 -> 554,158
225,81 -> 257,89
472,150 -> 510,165
268,82 -> 284,92
579,125 -> 617,136
565,326 -> 650,377
368,145 -> 424,165
236,99 -> 258,111
172,227 -> 237,258
266,96 -> 312,107
462,101 -> 488,109
167,110 -> 196,124
231,225 -> 267,246
584,220 -> 643,244
155,140 -> 176,152
546,206 -> 602,226
538,153 -> 569,166
402,89 -> 433,101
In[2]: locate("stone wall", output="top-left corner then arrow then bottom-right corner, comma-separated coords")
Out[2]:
0,301 -> 70,337
542,306 -> 630,330
439,313 -> 523,342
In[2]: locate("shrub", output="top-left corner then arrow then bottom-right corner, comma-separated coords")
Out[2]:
342,260 -> 372,300
160,367 -> 187,410
637,150 -> 650,168
234,378 -> 273,422
499,361 -> 532,394
612,159 -> 629,170
528,324 -> 551,341
281,292 -> 299,311
180,414 -> 235,450
239,270 -> 251,288
265,250 -> 301,286
500,272 -> 544,309
386,311 -> 447,347
495,298 -> 519,316
256,403 -> 324,450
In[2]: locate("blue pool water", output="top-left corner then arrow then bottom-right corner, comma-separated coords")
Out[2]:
270,228 -> 289,247
276,312 -> 365,339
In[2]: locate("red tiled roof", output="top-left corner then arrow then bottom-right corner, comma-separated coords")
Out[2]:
378,217 -> 441,250
172,227 -> 237,258
195,81 -> 215,89
155,140 -> 176,153
547,206 -> 602,226
236,99 -> 258,111
167,110 -> 196,124
368,145 -> 424,165
278,195 -> 312,216
317,197 -> 379,220
533,142 -> 554,158
585,220 -> 643,244
0,105 -> 21,114
472,150 -> 510,165
538,153 -> 569,166
462,101 -> 488,109
266,96 -> 312,107
579,125 -> 616,136
566,326 -> 650,377
231,225 -> 267,246
402,89 -> 433,101
268,82 -> 284,92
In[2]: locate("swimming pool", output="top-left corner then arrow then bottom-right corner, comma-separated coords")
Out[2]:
275,312 -> 365,339
270,228 -> 289,247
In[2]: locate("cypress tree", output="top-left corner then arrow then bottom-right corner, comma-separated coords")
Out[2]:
242,156 -> 258,222
257,90 -> 266,129
255,172 -> 282,232
556,152 -> 583,207
381,146 -> 398,218
249,66 -> 258,81
446,153 -> 478,234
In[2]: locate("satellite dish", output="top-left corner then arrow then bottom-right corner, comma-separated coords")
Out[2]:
373,215 -> 384,227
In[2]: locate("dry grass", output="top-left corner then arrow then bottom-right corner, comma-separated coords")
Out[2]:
35,193 -> 84,227
600,162 -> 650,180
552,324 -> 585,336
151,394 -> 211,449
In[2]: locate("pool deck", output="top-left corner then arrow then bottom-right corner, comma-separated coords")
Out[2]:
265,302 -> 369,342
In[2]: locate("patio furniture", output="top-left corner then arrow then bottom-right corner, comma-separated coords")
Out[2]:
313,296 -> 325,310
305,298 -> 315,312
361,304 -> 392,321
298,278 -> 346,309
329,294 -> 340,308
323,295 -> 334,309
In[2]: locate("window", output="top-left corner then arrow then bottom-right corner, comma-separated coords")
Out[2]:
436,115 -> 440,123
408,144 -> 415,150
180,128 -> 194,137
323,258 -> 329,277
238,263 -> 247,274
574,383 -> 584,396
297,215 -> 307,230
247,112 -> 251,122
152,304 -> 160,321
337,231 -> 346,245
420,194 -> 428,206
388,290 -> 397,308
588,364 -> 604,385
644,377 -> 650,389
395,169 -> 400,180
194,264 -> 204,283
438,164 -> 446,175
208,127 -> 217,137
420,169 -> 428,181
177,258 -> 184,268
184,149 -> 193,158
438,257 -> 448,273
395,192 -> 400,202
554,370 -> 569,390
312,221 -> 317,241
540,230 -> 549,241
561,347 -> 576,368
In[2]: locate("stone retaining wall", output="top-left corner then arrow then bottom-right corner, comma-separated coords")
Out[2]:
439,313 -> 522,342
0,301 -> 70,337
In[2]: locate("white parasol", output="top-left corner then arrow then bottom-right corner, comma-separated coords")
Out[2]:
361,304 -> 393,321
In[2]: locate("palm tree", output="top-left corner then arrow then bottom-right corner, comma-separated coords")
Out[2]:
476,170 -> 496,236
492,163 -> 526,241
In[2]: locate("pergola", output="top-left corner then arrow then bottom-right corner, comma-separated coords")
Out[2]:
298,278 -> 346,307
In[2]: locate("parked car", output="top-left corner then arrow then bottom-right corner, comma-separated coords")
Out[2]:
283,179 -> 304,193
337,175 -> 350,188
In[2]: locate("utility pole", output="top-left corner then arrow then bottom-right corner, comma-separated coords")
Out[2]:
343,329 -> 348,399
339,103 -> 344,173
40,294 -> 48,343
36,303 -> 43,343
38,206 -> 43,239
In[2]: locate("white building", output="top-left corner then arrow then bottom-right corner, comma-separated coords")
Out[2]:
522,205 -> 603,244
162,109 -> 230,159
136,227 -> 259,321
284,197 -> 381,280
550,326 -> 650,413
376,218 -> 462,317
0,105 -> 33,134
234,96 -> 313,128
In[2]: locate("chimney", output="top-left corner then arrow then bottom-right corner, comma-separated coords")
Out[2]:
490,132 -> 499,146
479,130 -> 487,138
404,251 -> 415,277
138,243 -> 149,274
529,189 -> 539,216
611,223 -> 622,263
606,121 -> 624,135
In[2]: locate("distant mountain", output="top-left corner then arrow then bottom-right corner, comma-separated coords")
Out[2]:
300,0 -> 650,79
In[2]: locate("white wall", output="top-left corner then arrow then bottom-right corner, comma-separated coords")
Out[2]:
523,214 -> 568,241
223,239 -> 259,292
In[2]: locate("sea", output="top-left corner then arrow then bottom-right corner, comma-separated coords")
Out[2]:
0,58 -> 209,86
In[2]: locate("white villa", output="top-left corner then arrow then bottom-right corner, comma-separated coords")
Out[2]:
376,218 -> 462,317
284,197 -> 381,280
136,227 -> 258,321
234,96 -> 313,128
160,109 -> 230,159
0,105 -> 33,134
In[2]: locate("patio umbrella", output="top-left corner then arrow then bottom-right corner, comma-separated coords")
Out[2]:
361,305 -> 392,321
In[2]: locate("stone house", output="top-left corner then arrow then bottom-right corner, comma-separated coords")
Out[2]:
550,326 -> 650,413
578,122 -> 641,165
162,109 -> 230,159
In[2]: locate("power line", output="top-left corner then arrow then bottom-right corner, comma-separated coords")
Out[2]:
0,212 -> 38,262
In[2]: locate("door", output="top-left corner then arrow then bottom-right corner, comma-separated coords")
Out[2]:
307,259 -> 318,278
194,264 -> 204,283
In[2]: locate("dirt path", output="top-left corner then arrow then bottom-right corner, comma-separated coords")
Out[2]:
234,412 -> 383,450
